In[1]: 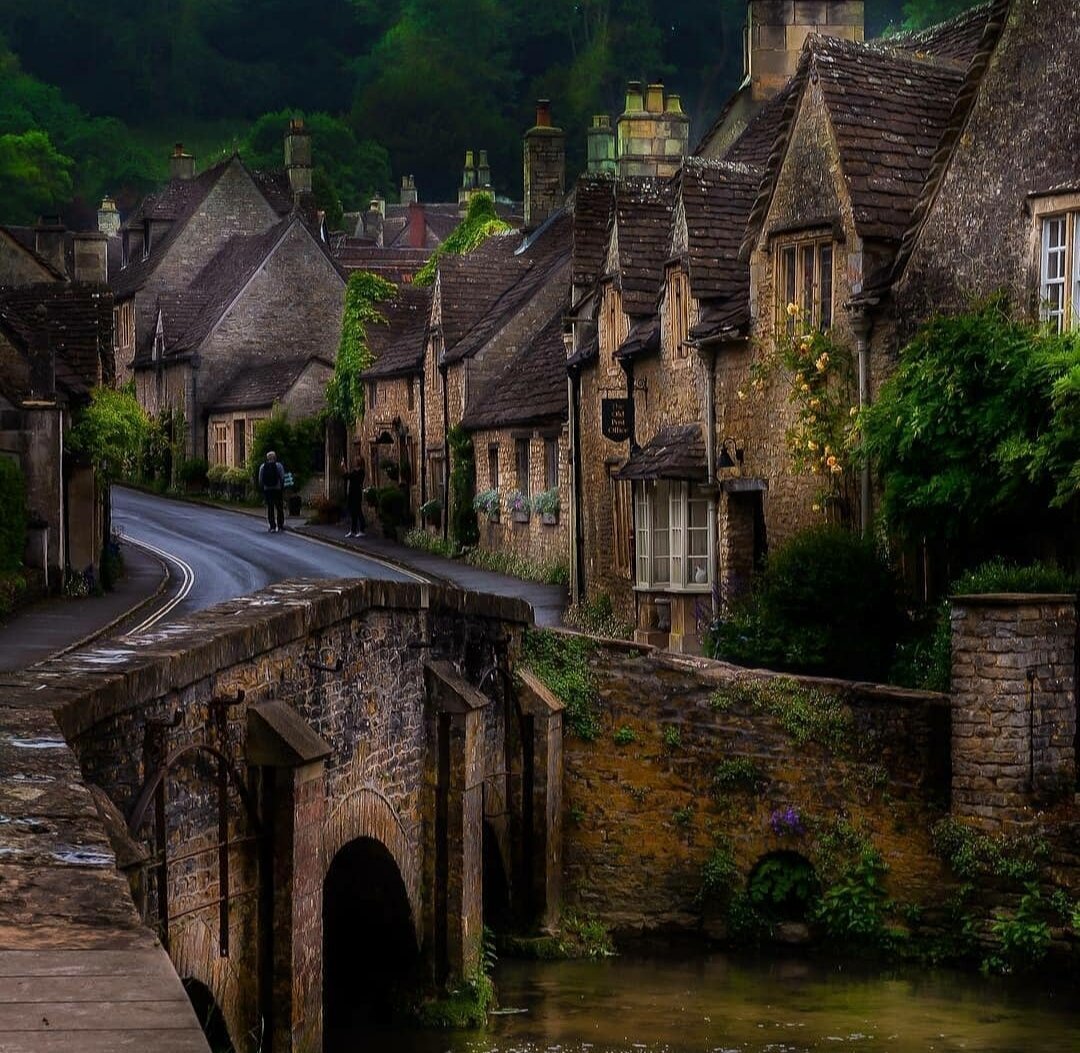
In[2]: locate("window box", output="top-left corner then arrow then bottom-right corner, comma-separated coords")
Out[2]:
533,487 -> 560,526
507,489 -> 531,524
540,511 -> 558,526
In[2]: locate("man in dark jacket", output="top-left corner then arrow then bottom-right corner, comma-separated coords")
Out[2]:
342,455 -> 366,538
259,450 -> 286,532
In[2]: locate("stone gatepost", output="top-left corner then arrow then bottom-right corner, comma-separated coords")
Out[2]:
517,671 -> 564,931
950,593 -> 1077,831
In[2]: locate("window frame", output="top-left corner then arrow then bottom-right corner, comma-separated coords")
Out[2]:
775,235 -> 834,334
212,422 -> 228,466
1039,211 -> 1079,333
666,264 -> 691,360
515,437 -> 531,496
488,443 -> 500,490
632,480 -> 715,592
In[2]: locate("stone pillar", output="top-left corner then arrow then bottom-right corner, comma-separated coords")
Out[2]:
517,671 -> 564,931
424,662 -> 489,979
950,594 -> 1077,831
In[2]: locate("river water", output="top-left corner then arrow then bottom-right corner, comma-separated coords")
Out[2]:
381,951 -> 1079,1053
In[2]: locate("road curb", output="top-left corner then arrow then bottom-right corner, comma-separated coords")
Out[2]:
40,545 -> 171,663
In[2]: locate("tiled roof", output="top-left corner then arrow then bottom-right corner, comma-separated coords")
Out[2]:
208,355 -> 329,412
0,283 -> 114,398
436,235 -> 526,355
616,424 -> 707,481
462,306 -> 568,430
566,330 -> 598,369
362,285 -> 432,378
688,299 -> 751,344
611,178 -> 675,317
889,2 -> 997,66
614,318 -> 660,362
443,211 -> 572,365
572,175 -> 616,288
679,158 -> 760,303
0,226 -> 69,282
814,35 -> 966,244
721,79 -> 801,170
332,241 -> 430,283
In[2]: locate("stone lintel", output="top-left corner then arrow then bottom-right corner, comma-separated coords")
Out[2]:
246,701 -> 331,768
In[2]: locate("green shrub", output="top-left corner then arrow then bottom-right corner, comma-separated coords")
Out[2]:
701,836 -> 739,901
376,485 -> 410,536
890,601 -> 951,692
448,426 -> 479,548
707,525 -> 900,681
462,546 -> 569,585
748,854 -> 820,921
176,457 -> 208,487
813,848 -> 890,945
931,818 -> 1049,883
950,558 -> 1078,595
0,570 -> 28,618
521,629 -> 599,740
248,409 -> 323,490
711,757 -> 765,795
403,528 -> 458,558
415,192 -> 513,286
983,884 -> 1052,975
0,458 -> 27,573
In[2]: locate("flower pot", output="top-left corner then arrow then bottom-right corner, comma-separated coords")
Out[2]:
512,510 -> 530,524
541,512 -> 558,526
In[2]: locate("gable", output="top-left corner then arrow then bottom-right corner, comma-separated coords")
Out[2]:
0,229 -> 64,286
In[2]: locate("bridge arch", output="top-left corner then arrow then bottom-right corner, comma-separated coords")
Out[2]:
182,978 -> 235,1053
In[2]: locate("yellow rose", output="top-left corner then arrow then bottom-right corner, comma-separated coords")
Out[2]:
812,503 -> 821,513
810,398 -> 821,410
737,389 -> 747,400
830,461 -> 843,474
826,455 -> 838,468
815,352 -> 829,373
807,440 -> 818,451
786,303 -> 799,317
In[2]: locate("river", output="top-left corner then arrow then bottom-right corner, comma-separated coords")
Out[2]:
378,951 -> 1079,1053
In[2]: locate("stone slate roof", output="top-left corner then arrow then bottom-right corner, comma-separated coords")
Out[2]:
208,355 -> 331,412
679,158 -> 760,304
566,330 -> 598,369
112,158 -> 297,299
614,318 -> 660,362
572,175 -> 616,288
0,226 -> 70,282
362,285 -> 432,379
688,299 -> 751,345
0,284 -> 114,399
462,307 -> 569,430
435,235 -> 526,356
333,241 -> 429,282
890,2 -> 997,66
720,80 -> 801,170
443,211 -> 572,366
616,423 -> 706,481
611,179 -> 675,317
132,216 -> 336,367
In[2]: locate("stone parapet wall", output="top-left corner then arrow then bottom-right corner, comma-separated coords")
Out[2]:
950,594 -> 1078,832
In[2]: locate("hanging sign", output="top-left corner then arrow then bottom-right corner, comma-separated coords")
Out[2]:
602,398 -> 631,442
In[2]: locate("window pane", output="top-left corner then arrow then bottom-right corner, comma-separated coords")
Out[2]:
516,439 -> 530,494
635,485 -> 650,585
687,488 -> 710,585
800,244 -> 816,322
669,484 -> 684,586
781,246 -> 796,335
544,438 -> 558,490
819,245 -> 833,330
1073,219 -> 1080,330
1042,217 -> 1068,331
652,482 -> 670,584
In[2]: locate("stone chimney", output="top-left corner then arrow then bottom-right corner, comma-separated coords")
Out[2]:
458,150 -> 477,207
616,81 -> 689,180
400,175 -> 418,206
169,142 -> 195,181
748,1 -> 864,102
284,118 -> 313,197
33,216 -> 67,277
587,115 -> 617,175
72,232 -> 108,284
523,100 -> 566,233
97,196 -> 121,238
362,198 -> 384,247
408,201 -> 426,248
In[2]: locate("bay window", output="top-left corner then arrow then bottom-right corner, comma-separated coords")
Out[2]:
634,481 -> 714,590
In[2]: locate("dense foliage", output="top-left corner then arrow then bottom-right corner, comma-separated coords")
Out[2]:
326,271 -> 397,425
860,298 -> 1080,558
67,387 -> 150,484
248,410 -> 323,489
414,193 -> 513,286
447,425 -> 479,548
707,526 -> 900,681
0,0 -> 964,218
521,628 -> 600,740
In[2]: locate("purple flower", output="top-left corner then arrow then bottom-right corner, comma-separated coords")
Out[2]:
770,806 -> 805,837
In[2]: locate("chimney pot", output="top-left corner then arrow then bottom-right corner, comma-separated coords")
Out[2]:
624,81 -> 644,113
535,99 -> 552,128
665,93 -> 685,115
646,82 -> 665,113
98,196 -> 121,238
408,201 -> 426,249
169,143 -> 195,181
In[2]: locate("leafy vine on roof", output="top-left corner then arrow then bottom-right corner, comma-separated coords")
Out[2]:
414,192 -> 513,287
326,270 -> 397,425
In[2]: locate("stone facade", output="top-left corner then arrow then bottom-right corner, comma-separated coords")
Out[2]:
50,579 -> 558,1053
562,638 -> 952,933
950,594 -> 1078,832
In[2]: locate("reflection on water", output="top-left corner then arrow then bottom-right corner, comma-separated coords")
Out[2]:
374,951 -> 1080,1053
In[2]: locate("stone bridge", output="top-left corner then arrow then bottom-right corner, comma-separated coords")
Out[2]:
0,580 -> 563,1053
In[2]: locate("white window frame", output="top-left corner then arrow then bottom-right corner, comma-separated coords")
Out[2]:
633,480 -> 714,592
1039,212 -> 1080,333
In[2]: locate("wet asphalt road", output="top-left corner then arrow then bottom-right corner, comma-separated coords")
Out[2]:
112,487 -> 417,628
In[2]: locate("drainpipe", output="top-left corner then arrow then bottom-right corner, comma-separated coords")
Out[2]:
419,367 -> 427,509
568,368 -> 585,604
852,309 -> 872,537
703,345 -> 718,618
441,362 -> 450,542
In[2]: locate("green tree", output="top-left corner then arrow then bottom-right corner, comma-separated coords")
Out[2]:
901,0 -> 981,30
67,387 -> 150,484
0,130 -> 72,222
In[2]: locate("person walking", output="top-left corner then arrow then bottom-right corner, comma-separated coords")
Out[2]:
342,455 -> 367,538
259,450 -> 286,532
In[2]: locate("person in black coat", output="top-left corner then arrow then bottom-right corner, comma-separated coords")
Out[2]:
258,450 -> 286,532
342,456 -> 366,537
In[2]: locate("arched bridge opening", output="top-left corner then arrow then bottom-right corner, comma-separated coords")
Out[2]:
182,978 -> 235,1053
323,836 -> 419,1051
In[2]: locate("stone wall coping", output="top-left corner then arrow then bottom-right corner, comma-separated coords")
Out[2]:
950,592 -> 1078,606
30,579 -> 532,740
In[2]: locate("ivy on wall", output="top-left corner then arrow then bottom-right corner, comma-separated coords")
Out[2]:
326,270 -> 397,426
414,192 -> 512,287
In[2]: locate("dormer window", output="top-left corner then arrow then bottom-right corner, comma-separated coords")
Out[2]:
777,237 -> 833,334
1039,213 -> 1080,332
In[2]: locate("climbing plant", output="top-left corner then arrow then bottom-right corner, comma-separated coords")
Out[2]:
447,424 -> 479,548
326,270 -> 397,426
414,192 -> 513,286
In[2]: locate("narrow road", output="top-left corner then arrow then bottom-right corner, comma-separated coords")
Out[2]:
112,487 -> 419,630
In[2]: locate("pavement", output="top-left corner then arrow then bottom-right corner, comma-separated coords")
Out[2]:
0,542 -> 167,672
